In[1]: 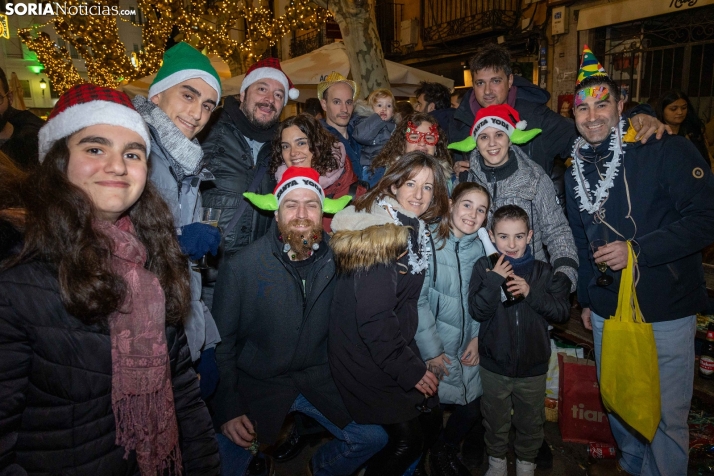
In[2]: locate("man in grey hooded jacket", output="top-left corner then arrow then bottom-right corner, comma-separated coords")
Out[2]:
132,42 -> 222,398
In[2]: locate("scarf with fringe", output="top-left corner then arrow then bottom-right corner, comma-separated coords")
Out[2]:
97,216 -> 182,475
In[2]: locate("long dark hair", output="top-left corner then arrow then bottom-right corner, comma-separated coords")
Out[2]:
355,151 -> 450,242
1,139 -> 190,326
371,112 -> 452,173
656,90 -> 705,139
270,113 -> 340,176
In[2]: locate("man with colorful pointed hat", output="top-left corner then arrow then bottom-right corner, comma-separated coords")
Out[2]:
448,43 -> 666,209
450,103 -> 579,307
201,57 -> 298,310
131,41 -> 223,399
566,46 -> 714,476
211,166 -> 387,475
318,71 -> 362,179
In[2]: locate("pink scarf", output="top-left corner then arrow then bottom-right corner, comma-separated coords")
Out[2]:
97,216 -> 182,475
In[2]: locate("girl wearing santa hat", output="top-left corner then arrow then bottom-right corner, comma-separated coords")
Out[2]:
0,84 -> 219,475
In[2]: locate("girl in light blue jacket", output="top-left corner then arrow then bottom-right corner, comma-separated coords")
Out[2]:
415,182 -> 490,475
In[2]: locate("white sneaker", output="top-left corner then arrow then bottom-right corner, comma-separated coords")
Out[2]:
516,459 -> 537,476
484,456 -> 508,476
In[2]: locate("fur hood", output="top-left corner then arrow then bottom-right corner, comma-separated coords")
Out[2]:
353,100 -> 374,118
330,196 -> 423,273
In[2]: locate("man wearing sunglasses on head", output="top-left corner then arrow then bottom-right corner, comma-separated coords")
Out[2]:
0,68 -> 44,169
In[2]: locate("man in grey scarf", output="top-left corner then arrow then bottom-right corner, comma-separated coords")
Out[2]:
132,41 -> 222,400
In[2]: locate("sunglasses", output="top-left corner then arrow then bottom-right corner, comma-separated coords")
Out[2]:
405,121 -> 439,146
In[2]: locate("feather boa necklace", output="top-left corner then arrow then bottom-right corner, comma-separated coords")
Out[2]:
378,198 -> 431,274
570,119 -> 626,215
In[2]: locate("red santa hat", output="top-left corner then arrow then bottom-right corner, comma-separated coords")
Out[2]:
38,83 -> 151,162
243,166 -> 352,213
448,104 -> 541,152
240,58 -> 299,105
274,166 -> 324,206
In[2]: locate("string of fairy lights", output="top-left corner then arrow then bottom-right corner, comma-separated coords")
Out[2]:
18,0 -> 331,94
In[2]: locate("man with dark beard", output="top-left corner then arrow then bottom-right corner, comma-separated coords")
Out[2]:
201,58 -> 299,309
211,167 -> 386,475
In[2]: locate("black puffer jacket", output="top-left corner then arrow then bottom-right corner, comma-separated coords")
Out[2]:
0,256 -> 220,475
468,258 -> 570,378
328,199 -> 433,425
201,96 -> 276,257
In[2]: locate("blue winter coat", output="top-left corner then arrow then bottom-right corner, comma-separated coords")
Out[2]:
415,227 -> 484,405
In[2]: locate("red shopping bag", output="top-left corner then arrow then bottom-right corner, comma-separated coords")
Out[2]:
557,353 -> 616,444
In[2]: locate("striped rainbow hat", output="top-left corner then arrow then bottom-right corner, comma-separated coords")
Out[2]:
576,45 -> 608,86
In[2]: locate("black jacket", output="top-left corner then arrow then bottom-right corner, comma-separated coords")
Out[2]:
328,203 -> 432,425
211,226 -> 351,444
0,258 -> 220,475
469,258 -> 570,378
0,107 -> 43,170
566,130 -> 714,322
201,96 -> 276,257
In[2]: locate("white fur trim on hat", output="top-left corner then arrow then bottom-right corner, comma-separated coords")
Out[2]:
148,69 -> 222,100
471,116 -> 516,139
275,176 -> 324,207
241,67 -> 298,105
38,101 -> 151,162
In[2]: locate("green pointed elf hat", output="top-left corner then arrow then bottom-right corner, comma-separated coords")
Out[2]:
448,103 -> 541,153
243,166 -> 352,215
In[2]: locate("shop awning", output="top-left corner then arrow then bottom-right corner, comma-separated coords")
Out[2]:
577,0 -> 714,31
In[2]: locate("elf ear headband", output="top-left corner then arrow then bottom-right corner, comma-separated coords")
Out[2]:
243,193 -> 352,215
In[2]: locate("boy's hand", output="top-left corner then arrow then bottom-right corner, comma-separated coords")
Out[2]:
461,338 -> 479,366
506,274 -> 530,297
488,254 -> 512,279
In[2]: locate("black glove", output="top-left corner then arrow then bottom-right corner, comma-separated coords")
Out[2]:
178,222 -> 221,260
552,272 -> 572,293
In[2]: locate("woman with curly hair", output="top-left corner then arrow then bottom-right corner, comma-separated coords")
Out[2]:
369,112 -> 454,188
0,84 -> 219,475
329,151 -> 451,475
271,113 -> 367,231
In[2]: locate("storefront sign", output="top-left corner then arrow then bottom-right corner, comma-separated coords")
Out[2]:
578,0 -> 714,30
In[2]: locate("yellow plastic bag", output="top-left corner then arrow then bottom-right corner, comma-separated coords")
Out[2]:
599,241 -> 661,442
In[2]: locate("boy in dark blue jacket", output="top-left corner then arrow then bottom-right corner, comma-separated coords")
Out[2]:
468,205 -> 570,476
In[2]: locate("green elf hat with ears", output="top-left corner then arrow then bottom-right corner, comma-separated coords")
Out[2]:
243,166 -> 352,214
448,103 -> 542,153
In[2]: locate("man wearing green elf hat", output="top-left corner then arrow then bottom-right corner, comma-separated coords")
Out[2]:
567,46 -> 714,476
132,42 -> 223,399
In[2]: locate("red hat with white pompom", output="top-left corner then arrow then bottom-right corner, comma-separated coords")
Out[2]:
38,83 -> 151,162
240,58 -> 299,105
448,103 -> 541,152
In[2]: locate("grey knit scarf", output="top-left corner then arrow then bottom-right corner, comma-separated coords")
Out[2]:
132,95 -> 203,180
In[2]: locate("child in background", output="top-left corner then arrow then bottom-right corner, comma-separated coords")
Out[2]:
352,88 -> 398,186
468,205 -> 570,476
415,182 -> 490,475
